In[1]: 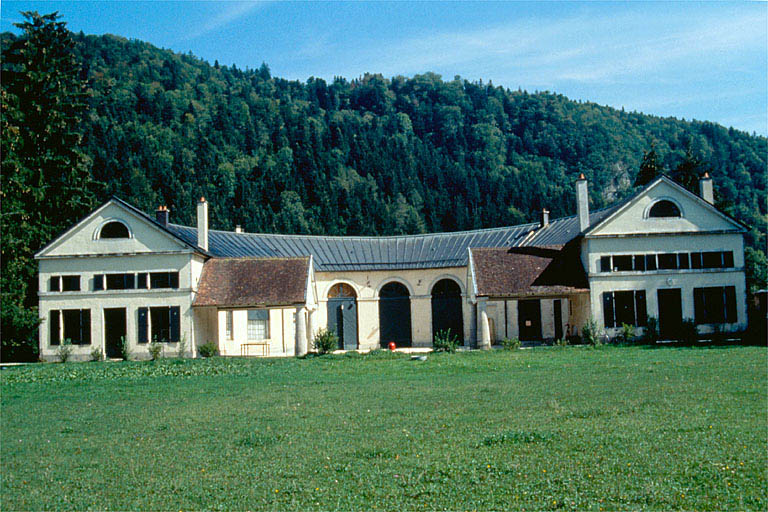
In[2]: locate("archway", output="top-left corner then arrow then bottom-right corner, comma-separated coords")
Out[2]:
327,283 -> 358,350
431,279 -> 464,345
379,281 -> 412,347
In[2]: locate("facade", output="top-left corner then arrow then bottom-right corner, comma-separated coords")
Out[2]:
36,174 -> 748,360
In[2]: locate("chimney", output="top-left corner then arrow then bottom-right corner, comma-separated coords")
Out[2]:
699,172 -> 714,204
197,197 -> 208,251
540,209 -> 549,228
235,225 -> 242,233
155,206 -> 169,227
576,173 -> 590,232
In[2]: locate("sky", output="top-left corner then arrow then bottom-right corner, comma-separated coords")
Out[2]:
2,1 -> 766,135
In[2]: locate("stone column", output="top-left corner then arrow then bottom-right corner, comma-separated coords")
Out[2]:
307,308 -> 317,350
477,298 -> 491,350
295,306 -> 307,357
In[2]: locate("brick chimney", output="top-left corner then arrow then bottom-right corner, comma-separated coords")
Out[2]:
699,172 -> 714,204
197,197 -> 208,251
155,206 -> 169,227
576,173 -> 590,232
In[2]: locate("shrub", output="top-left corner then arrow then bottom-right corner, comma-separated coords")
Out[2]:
198,342 -> 219,358
501,337 -> 521,350
90,347 -> 103,362
57,340 -> 73,363
619,323 -> 636,344
644,316 -> 660,345
312,328 -> 338,355
554,337 -> 569,348
119,336 -> 131,361
433,329 -> 459,352
678,319 -> 699,346
148,340 -> 163,361
582,318 -> 603,348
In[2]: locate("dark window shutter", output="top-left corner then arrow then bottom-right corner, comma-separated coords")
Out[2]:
137,273 -> 148,289
635,291 -> 647,327
602,292 -> 615,328
724,287 -> 737,323
723,251 -> 734,268
49,276 -> 61,292
693,288 -> 705,324
80,309 -> 91,345
600,256 -> 611,272
50,310 -> 60,346
170,272 -> 179,289
138,307 -> 148,344
170,306 -> 181,342
93,275 -> 104,291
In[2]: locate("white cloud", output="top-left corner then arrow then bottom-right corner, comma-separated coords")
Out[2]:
181,1 -> 265,41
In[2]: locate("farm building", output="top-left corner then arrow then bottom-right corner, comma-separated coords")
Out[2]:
35,174 -> 748,360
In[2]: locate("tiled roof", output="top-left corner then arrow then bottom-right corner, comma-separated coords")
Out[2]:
471,245 -> 589,297
166,206 -> 619,272
193,257 -> 309,307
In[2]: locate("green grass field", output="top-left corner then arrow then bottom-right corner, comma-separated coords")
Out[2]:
1,346 -> 765,511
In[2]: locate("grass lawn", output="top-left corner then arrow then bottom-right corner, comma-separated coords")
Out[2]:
1,346 -> 765,510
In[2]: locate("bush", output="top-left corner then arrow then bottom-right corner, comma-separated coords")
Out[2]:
554,337 -> 569,348
643,317 -> 660,345
619,323 -> 636,344
677,319 -> 699,346
90,347 -> 103,362
57,340 -> 73,363
582,318 -> 603,348
501,337 -> 521,350
198,342 -> 219,358
312,328 -> 339,355
148,341 -> 163,361
119,336 -> 131,361
433,329 -> 459,352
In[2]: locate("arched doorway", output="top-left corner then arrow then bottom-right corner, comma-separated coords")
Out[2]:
431,279 -> 464,345
327,283 -> 358,350
379,281 -> 412,347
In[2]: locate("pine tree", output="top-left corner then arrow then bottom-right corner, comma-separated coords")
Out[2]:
672,147 -> 707,193
1,12 -> 98,360
633,144 -> 664,187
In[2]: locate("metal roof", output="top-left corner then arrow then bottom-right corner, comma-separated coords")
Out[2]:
166,206 -> 619,271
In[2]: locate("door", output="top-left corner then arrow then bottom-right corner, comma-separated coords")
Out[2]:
327,283 -> 358,350
554,299 -> 563,340
379,282 -> 412,347
518,299 -> 542,341
431,279 -> 464,344
657,288 -> 682,339
104,308 -> 126,358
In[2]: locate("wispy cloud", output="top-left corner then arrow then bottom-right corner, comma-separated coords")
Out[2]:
180,1 -> 265,42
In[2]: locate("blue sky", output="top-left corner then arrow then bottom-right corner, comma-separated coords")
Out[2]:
2,1 -> 766,135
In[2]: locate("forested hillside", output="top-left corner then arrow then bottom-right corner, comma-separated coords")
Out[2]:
1,18 -> 766,357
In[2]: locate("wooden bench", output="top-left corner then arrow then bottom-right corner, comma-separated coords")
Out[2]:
240,341 -> 270,357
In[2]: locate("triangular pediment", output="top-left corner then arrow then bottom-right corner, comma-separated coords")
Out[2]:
586,177 -> 746,237
36,199 -> 198,258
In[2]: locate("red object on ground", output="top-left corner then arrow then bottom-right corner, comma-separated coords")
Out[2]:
388,342 -> 396,351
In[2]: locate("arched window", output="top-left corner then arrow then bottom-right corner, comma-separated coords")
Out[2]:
99,221 -> 130,239
648,200 -> 681,218
328,283 -> 356,298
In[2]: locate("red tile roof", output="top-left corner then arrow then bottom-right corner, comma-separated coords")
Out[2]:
471,245 -> 588,298
193,257 -> 309,307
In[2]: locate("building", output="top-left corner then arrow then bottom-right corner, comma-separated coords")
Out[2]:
36,174 -> 748,360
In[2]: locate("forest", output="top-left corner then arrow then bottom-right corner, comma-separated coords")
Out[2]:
1,13 -> 766,358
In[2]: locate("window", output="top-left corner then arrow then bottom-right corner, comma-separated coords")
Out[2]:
634,255 -> 646,271
49,309 -> 91,345
694,287 -> 737,324
106,273 -> 135,290
600,256 -> 611,272
613,255 -> 633,271
137,273 -> 148,289
598,252 -> 734,273
226,311 -> 233,340
149,272 -> 179,289
678,253 -> 690,269
99,221 -> 130,239
645,254 -> 657,271
691,252 -> 702,269
137,306 -> 180,343
722,251 -> 734,268
658,253 -> 678,270
247,310 -> 269,341
603,291 -> 647,328
648,200 -> 681,218
48,276 -> 80,292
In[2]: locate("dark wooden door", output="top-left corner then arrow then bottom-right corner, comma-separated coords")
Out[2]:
431,279 -> 464,344
327,298 -> 358,350
104,308 -> 126,358
518,299 -> 542,341
379,282 -> 412,347
657,288 -> 682,339
554,299 -> 563,340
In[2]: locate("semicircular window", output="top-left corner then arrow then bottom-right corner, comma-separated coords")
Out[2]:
99,221 -> 130,239
648,200 -> 681,218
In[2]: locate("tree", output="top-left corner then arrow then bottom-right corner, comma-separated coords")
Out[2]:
634,144 -> 664,187
1,11 -> 98,360
671,147 -> 706,193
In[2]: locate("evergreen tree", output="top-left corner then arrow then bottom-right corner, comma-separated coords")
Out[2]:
634,144 -> 664,187
1,12 -> 97,360
671,147 -> 706,193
